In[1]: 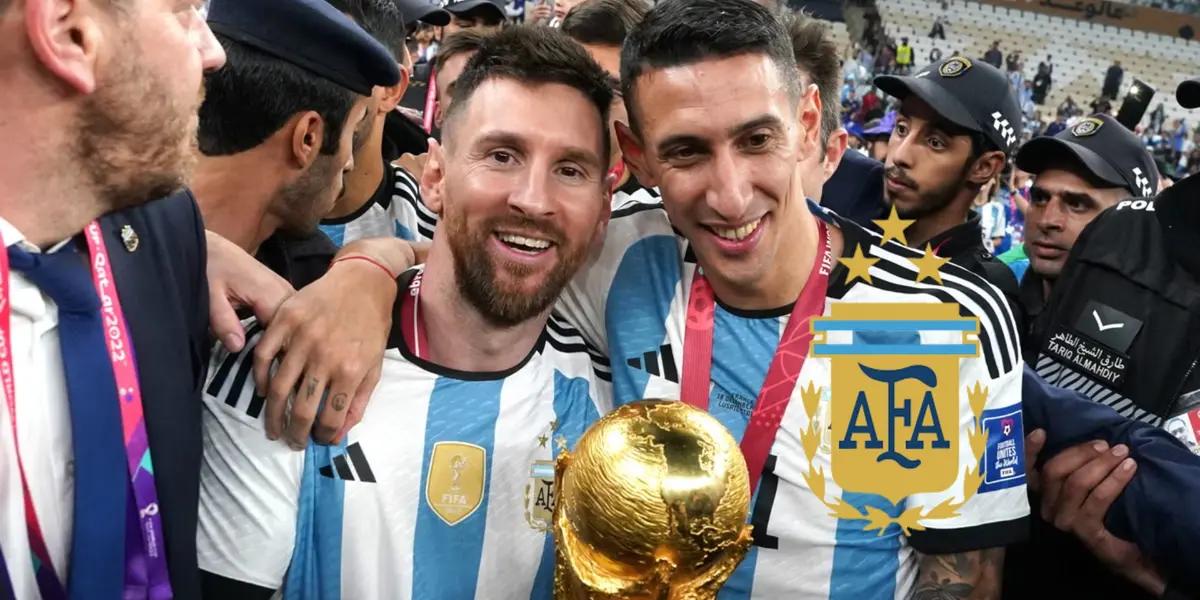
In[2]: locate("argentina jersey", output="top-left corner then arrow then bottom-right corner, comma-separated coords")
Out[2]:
556,199 -> 1028,599
319,164 -> 437,246
197,286 -> 612,599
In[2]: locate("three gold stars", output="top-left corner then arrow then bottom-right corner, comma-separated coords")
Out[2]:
872,206 -> 915,246
911,244 -> 951,283
839,244 -> 879,284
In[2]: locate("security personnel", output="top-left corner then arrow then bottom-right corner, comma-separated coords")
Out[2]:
1010,113 -> 1158,356
0,0 -> 224,598
1007,77 -> 1200,600
188,0 -> 400,291
873,56 -> 1023,316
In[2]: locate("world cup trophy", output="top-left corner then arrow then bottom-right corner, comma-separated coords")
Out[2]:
552,400 -> 753,599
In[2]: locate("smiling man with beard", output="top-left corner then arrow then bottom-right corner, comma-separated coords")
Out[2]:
197,25 -> 614,599
0,0 -> 229,597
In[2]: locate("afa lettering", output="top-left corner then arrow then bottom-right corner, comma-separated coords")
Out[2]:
840,391 -> 884,450
838,364 -> 949,470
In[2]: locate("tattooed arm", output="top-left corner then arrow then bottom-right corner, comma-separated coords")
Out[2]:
914,548 -> 1005,600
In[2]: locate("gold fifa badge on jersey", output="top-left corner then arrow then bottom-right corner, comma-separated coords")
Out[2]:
938,56 -> 972,78
425,441 -> 486,526
799,303 -> 1000,535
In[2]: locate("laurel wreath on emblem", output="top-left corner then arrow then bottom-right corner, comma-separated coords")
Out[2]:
795,381 -> 989,535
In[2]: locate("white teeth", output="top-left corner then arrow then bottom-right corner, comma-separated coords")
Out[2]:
713,218 -> 762,242
498,233 -> 551,250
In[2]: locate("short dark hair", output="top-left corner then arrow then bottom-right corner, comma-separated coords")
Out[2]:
561,0 -> 649,47
619,0 -> 800,134
785,12 -> 840,149
434,29 -> 492,75
326,0 -> 408,62
442,25 -> 613,161
198,35 -> 358,156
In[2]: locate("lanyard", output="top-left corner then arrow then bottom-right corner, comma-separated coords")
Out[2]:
680,220 -> 833,495
422,68 -> 438,135
399,268 -> 430,360
0,222 -> 172,599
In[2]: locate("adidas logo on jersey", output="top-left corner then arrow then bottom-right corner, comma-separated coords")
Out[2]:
626,344 -> 679,383
319,443 -> 376,483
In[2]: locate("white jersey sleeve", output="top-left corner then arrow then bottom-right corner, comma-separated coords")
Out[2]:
197,321 -> 304,590
556,188 -> 680,355
905,346 -> 1028,553
388,165 -> 438,242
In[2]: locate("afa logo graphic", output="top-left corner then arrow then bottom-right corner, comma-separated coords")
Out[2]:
797,303 -> 1022,534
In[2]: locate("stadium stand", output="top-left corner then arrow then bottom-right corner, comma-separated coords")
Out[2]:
873,0 -> 1200,129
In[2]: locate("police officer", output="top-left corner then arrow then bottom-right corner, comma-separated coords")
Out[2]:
1009,113 -> 1158,356
1007,77 -> 1200,600
873,56 -> 1023,313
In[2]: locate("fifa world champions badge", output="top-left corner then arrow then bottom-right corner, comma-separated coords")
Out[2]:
800,303 -> 989,534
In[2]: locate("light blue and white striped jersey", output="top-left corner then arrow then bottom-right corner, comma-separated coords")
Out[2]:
556,199 -> 1030,599
197,275 -> 612,599
319,164 -> 437,246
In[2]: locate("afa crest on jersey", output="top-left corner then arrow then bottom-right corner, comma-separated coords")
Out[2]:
524,460 -> 556,531
802,303 -> 993,533
426,441 -> 486,526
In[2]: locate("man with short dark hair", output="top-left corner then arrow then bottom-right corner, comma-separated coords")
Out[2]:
875,56 -> 1023,306
188,12 -> 393,289
433,30 -> 492,129
1013,114 -> 1157,350
197,24 -> 614,598
562,0 -> 652,196
786,13 -> 851,203
319,0 -> 442,247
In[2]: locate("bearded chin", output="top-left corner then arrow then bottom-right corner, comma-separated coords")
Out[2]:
76,54 -> 196,212
446,209 -> 583,328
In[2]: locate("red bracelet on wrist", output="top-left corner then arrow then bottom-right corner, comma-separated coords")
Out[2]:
331,254 -> 397,281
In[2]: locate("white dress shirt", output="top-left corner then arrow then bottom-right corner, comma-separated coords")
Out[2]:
0,217 -> 76,599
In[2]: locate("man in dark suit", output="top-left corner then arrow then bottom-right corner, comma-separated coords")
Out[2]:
0,0 -> 225,598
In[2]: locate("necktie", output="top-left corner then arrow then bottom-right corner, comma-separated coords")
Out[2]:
8,243 -> 126,599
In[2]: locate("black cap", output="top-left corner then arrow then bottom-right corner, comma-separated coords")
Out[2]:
875,56 -> 1022,155
1015,114 -> 1158,198
443,0 -> 506,21
1178,77 -> 1200,110
396,0 -> 452,26
208,0 -> 401,96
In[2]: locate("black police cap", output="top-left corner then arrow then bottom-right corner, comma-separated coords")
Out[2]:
396,0 -> 452,26
444,0 -> 506,22
207,0 -> 401,96
1015,114 -> 1158,198
875,56 -> 1023,156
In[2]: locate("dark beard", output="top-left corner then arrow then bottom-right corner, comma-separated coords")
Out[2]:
445,211 -> 586,328
276,155 -> 341,236
885,161 -> 972,221
76,48 -> 198,210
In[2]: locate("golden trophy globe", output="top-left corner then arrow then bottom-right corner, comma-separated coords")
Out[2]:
552,400 -> 753,599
